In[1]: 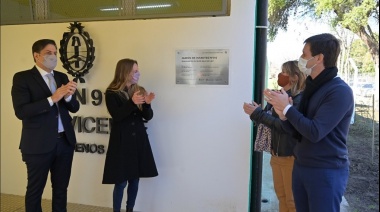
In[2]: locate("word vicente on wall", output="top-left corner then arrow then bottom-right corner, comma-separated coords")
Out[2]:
72,88 -> 110,154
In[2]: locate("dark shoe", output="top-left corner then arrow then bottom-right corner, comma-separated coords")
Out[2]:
126,208 -> 133,212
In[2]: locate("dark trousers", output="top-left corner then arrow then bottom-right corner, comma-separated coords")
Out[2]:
22,135 -> 74,212
292,162 -> 349,212
113,178 -> 140,211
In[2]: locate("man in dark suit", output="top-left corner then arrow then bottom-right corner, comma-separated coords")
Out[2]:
11,39 -> 80,212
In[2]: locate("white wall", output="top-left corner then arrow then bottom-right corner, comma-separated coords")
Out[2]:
1,1 -> 256,211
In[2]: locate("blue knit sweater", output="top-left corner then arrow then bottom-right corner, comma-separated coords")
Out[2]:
283,77 -> 354,168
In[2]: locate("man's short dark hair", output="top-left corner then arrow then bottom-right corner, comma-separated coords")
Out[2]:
304,33 -> 341,68
32,39 -> 57,61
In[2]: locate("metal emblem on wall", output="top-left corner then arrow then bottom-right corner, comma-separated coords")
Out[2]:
176,49 -> 229,85
59,22 -> 95,83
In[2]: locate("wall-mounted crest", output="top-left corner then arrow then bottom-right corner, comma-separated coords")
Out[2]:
59,22 -> 95,83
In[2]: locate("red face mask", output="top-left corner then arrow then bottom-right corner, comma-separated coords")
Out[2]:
277,73 -> 290,87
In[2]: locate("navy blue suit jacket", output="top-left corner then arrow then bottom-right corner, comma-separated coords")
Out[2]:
11,66 -> 80,154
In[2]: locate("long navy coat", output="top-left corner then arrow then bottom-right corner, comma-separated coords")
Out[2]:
102,90 -> 158,184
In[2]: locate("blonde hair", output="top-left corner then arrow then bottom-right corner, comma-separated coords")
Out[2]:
107,58 -> 138,97
128,84 -> 147,110
281,60 -> 306,96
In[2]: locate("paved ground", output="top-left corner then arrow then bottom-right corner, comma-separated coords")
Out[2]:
260,152 -> 350,212
1,152 -> 350,212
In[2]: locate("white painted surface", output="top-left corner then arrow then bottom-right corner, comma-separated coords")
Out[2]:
1,1 -> 257,211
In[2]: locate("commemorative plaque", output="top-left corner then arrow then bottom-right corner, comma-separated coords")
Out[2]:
176,49 -> 229,85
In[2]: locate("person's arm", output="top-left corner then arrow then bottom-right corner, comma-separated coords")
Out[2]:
11,72 -> 51,120
250,107 -> 293,134
286,86 -> 353,142
62,92 -> 80,113
140,91 -> 154,121
251,93 -> 303,134
105,91 -> 137,122
141,103 -> 154,121
60,75 -> 80,113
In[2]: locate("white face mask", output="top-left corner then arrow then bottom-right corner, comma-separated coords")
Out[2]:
42,54 -> 57,70
298,56 -> 315,75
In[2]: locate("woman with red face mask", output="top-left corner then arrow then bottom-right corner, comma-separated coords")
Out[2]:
243,60 -> 306,212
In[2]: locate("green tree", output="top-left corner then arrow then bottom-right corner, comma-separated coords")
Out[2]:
350,39 -> 375,74
268,0 -> 379,99
268,0 -> 378,68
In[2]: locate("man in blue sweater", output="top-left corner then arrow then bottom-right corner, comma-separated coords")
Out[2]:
265,33 -> 354,212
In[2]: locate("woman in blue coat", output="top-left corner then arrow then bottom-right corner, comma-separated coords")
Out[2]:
102,58 -> 158,212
